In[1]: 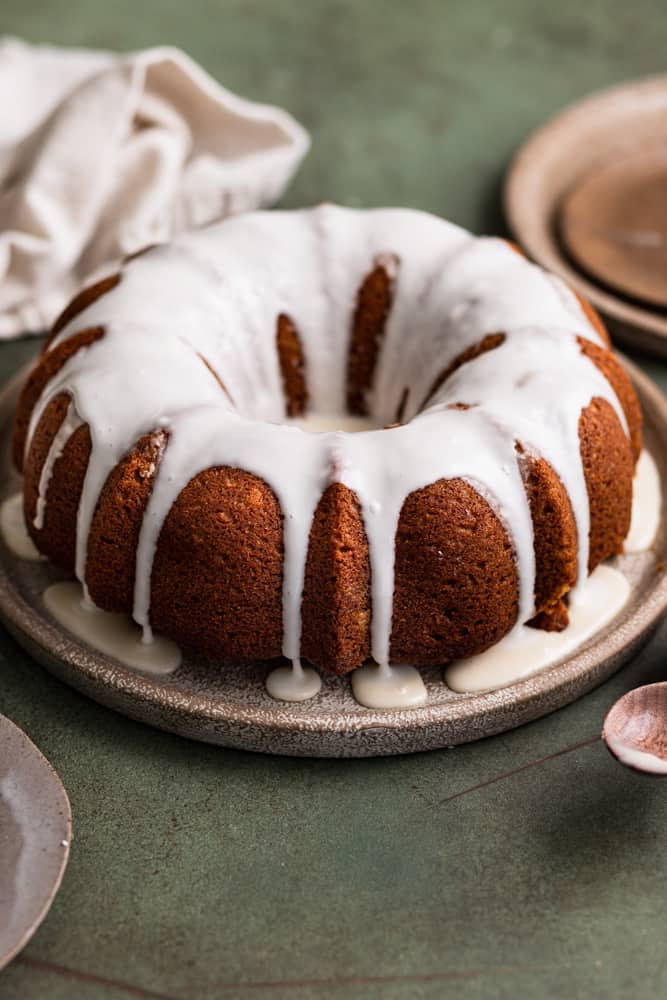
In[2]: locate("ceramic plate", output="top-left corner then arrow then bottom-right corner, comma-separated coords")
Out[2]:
0,714 -> 71,970
0,363 -> 666,757
504,76 -> 667,358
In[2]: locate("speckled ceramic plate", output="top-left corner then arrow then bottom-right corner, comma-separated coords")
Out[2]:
0,362 -> 666,757
0,713 -> 71,970
504,76 -> 667,358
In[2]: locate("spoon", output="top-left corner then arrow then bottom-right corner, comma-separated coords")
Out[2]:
603,682 -> 667,775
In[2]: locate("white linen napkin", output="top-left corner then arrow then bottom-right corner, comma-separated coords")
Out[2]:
0,37 -> 310,337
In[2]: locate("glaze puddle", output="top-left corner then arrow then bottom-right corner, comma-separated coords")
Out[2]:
351,662 -> 427,709
265,661 -> 322,701
445,564 -> 630,694
43,582 -> 181,675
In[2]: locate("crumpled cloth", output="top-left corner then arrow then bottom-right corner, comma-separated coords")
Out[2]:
0,38 -> 310,337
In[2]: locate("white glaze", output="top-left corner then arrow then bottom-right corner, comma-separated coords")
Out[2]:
265,661 -> 322,702
625,450 -> 661,553
43,581 -> 181,674
351,662 -> 427,709
25,205 -> 628,681
445,564 -> 630,693
605,739 -> 667,775
0,492 -> 43,561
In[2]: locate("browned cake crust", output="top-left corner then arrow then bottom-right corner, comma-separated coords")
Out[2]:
13,327 -> 104,470
520,451 -> 578,615
85,431 -> 168,611
577,336 -> 642,460
196,354 -> 233,404
15,263 -> 641,676
423,332 -> 506,410
149,467 -> 284,661
45,275 -> 121,351
23,392 -> 91,573
528,599 -> 569,633
301,484 -> 371,674
575,292 -> 610,346
579,397 -> 634,571
390,479 -> 519,663
346,256 -> 396,415
276,314 -> 308,417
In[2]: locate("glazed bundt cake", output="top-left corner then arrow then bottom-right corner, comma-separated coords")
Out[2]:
13,205 -> 641,678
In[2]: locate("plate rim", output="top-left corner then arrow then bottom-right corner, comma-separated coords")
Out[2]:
0,360 -> 666,756
0,712 -> 71,971
504,75 -> 667,355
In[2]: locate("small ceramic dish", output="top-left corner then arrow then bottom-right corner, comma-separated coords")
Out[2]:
0,714 -> 71,970
0,364 -> 666,758
504,75 -> 667,358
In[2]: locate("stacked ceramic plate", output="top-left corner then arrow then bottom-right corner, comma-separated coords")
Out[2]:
505,76 -> 667,359
0,715 -> 70,970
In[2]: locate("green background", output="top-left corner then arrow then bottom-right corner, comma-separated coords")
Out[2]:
2,2 -> 667,997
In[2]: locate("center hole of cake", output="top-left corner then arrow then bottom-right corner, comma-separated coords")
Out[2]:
287,413 -> 387,433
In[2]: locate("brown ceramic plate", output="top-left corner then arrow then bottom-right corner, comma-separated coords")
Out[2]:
0,714 -> 71,970
559,147 -> 667,309
0,365 -> 666,758
504,76 -> 667,358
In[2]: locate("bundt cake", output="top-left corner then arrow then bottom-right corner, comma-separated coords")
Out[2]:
12,204 -> 642,681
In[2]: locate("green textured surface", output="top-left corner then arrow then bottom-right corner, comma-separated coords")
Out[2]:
1,2 -> 667,997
